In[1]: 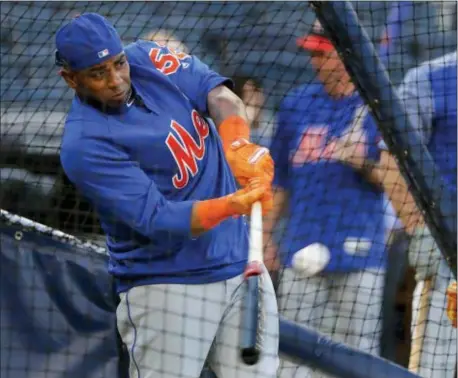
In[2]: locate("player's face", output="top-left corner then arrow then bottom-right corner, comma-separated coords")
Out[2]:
64,53 -> 131,108
310,49 -> 347,88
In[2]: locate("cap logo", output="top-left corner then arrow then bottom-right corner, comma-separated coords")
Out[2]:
98,49 -> 109,58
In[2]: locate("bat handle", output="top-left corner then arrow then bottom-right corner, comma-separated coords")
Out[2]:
409,278 -> 433,373
249,201 -> 263,264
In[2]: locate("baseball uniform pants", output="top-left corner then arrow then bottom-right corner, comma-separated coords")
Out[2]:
116,270 -> 279,378
277,268 -> 384,378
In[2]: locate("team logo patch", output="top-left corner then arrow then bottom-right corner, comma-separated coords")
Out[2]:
98,49 -> 109,58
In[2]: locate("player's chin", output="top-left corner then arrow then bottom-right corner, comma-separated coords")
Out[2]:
106,95 -> 126,108
107,89 -> 129,107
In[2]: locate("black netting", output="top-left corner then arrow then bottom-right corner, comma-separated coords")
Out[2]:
1,2 -> 456,378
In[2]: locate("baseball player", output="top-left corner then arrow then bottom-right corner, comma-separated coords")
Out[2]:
398,52 -> 457,378
55,13 -> 279,378
264,21 -> 387,378
329,51 -> 457,378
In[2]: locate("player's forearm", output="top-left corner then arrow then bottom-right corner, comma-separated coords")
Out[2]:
207,85 -> 249,128
361,151 -> 423,234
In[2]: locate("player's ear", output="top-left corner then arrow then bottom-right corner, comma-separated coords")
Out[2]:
60,68 -> 78,90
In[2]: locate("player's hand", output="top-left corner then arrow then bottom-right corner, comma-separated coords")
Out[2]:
228,178 -> 273,216
225,138 -> 274,187
324,114 -> 370,170
192,178 -> 272,234
327,131 -> 368,170
447,281 -> 457,328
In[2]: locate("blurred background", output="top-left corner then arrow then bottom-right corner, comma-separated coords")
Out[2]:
0,2 -> 456,369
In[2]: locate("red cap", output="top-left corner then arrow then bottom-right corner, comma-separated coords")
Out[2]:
296,20 -> 334,52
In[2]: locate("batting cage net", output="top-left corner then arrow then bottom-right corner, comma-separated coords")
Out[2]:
0,1 -> 456,378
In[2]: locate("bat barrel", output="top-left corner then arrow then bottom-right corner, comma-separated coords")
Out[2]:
240,275 -> 261,365
240,201 -> 263,365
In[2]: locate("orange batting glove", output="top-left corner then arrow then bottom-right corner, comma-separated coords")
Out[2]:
447,281 -> 457,328
219,115 -> 274,187
228,178 -> 273,217
193,178 -> 273,231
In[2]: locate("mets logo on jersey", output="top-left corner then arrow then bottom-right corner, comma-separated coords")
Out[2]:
292,106 -> 369,167
166,110 -> 210,189
292,125 -> 333,166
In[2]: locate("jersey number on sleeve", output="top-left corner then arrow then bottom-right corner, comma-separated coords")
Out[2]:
149,47 -> 187,76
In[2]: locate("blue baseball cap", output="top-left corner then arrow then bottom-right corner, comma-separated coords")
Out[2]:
55,13 -> 124,71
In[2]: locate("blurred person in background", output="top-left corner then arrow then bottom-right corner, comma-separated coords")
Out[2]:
264,20 -> 388,378
395,51 -> 457,378
330,46 -> 457,378
376,2 -> 457,366
232,75 -> 275,148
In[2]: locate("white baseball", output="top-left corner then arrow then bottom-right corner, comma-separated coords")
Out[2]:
292,243 -> 331,278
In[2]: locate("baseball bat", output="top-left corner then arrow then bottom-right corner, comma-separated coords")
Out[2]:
408,278 -> 433,373
240,201 -> 263,365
